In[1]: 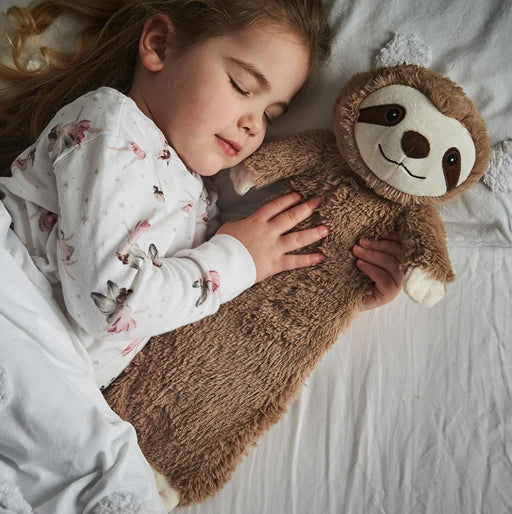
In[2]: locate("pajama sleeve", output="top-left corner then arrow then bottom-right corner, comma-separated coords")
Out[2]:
52,132 -> 256,341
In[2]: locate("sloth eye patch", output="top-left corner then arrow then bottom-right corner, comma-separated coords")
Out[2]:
358,104 -> 406,126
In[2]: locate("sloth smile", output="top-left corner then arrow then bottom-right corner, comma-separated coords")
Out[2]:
378,144 -> 426,179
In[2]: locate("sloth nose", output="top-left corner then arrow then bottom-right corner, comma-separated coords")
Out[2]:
401,130 -> 430,159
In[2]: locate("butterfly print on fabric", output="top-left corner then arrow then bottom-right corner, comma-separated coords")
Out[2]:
117,219 -> 150,269
193,270 -> 220,307
91,280 -> 136,334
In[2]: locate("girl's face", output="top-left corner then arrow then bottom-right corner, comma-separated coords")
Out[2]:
130,19 -> 310,176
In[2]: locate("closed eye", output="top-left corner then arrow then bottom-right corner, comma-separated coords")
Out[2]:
230,78 -> 250,97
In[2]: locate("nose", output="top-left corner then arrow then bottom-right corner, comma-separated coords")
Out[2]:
239,112 -> 264,137
401,130 -> 430,159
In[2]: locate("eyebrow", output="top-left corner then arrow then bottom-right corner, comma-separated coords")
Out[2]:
227,57 -> 289,112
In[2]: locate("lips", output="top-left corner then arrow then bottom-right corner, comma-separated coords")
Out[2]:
216,135 -> 242,157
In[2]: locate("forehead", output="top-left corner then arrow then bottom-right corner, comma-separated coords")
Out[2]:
213,22 -> 310,90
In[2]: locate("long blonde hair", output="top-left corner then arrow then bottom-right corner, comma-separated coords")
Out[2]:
0,0 -> 333,174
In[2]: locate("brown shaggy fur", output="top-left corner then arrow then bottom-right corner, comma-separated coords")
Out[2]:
103,65 -> 490,505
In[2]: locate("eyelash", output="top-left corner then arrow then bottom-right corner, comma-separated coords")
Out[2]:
230,78 -> 274,125
230,78 -> 250,97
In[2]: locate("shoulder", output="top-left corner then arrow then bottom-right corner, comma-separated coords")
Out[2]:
44,88 -> 168,162
48,87 -> 141,137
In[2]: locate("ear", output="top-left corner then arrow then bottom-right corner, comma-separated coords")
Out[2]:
138,14 -> 174,72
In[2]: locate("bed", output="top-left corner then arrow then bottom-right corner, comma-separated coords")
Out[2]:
1,0 -> 511,512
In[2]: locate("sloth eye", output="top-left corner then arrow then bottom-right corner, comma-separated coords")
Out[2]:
358,103 -> 406,126
442,147 -> 461,191
386,108 -> 402,123
444,150 -> 459,166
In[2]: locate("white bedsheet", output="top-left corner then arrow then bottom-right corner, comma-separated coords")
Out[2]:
1,0 -> 511,512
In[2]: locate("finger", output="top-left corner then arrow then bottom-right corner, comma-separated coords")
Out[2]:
356,259 -> 398,294
252,192 -> 303,221
281,225 -> 331,252
380,231 -> 401,242
354,247 -> 403,288
358,237 -> 404,262
271,196 -> 323,232
280,252 -> 326,272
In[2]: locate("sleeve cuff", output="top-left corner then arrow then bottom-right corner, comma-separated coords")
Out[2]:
178,233 -> 256,304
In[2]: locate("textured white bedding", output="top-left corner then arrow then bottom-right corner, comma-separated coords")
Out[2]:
0,0 -> 511,512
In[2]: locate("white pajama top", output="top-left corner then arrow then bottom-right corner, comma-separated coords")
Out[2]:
0,87 -> 256,389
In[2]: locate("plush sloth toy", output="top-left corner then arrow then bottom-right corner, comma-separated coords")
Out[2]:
104,64 -> 490,505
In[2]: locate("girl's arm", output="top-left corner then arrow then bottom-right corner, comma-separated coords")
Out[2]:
53,132 -> 329,340
53,133 -> 256,340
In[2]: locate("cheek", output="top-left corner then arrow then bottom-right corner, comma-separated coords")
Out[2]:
240,131 -> 266,161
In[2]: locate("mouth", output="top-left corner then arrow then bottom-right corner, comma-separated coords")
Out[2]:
378,144 -> 426,180
215,135 -> 243,157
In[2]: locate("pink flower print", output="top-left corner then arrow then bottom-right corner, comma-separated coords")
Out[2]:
58,230 -> 77,279
12,147 -> 36,172
39,210 -> 58,232
192,270 -> 220,307
117,219 -> 150,269
153,185 -> 165,202
121,338 -> 145,356
91,280 -> 137,334
48,119 -> 92,160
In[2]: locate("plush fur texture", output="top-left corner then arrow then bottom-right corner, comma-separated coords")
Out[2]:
104,65 -> 490,505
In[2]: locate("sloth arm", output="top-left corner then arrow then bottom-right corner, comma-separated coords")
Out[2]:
398,204 -> 455,283
242,129 -> 337,189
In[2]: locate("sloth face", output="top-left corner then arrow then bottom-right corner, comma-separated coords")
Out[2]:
354,84 -> 476,197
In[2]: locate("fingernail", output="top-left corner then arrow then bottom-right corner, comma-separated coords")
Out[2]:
311,196 -> 323,209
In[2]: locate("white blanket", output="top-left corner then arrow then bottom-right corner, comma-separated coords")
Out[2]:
0,202 -> 168,513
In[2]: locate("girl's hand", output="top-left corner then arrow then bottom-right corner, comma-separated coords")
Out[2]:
217,192 -> 329,283
352,232 -> 405,311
